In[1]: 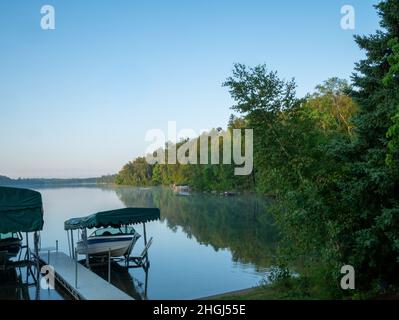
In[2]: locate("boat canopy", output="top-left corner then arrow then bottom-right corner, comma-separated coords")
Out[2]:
0,187 -> 44,233
64,207 -> 160,230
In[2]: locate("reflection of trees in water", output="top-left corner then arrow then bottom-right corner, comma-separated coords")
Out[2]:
115,187 -> 278,269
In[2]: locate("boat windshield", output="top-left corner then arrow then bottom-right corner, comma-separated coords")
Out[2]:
0,232 -> 22,241
90,227 -> 136,237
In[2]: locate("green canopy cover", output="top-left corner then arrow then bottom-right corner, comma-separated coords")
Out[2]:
64,207 -> 161,230
0,187 -> 44,233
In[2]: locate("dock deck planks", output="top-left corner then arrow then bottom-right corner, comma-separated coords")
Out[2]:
38,251 -> 133,300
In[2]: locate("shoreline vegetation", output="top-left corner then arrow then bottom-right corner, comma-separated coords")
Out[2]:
114,0 -> 399,300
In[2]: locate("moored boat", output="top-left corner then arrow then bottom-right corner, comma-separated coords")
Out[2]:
0,187 -> 44,266
65,207 -> 161,266
76,226 -> 141,257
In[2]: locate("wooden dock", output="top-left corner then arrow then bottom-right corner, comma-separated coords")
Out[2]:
38,251 -> 133,300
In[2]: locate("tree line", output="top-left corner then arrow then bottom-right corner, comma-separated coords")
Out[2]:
116,0 -> 399,298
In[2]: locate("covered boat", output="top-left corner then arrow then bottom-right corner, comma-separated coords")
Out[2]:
0,187 -> 44,259
64,207 -> 160,263
76,226 -> 141,257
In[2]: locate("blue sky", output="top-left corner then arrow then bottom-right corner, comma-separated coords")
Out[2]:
0,0 -> 380,178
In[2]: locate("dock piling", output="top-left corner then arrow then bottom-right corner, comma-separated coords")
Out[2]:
108,248 -> 111,283
75,248 -> 78,289
71,231 -> 75,259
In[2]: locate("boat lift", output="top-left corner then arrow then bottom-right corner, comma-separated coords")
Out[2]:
0,186 -> 45,299
64,207 -> 160,270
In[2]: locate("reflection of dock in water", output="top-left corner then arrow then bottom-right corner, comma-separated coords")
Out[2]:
90,261 -> 149,300
0,258 -> 41,300
0,267 -> 29,300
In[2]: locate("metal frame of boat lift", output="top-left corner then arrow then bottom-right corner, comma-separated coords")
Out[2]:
60,224 -> 152,292
66,222 -> 153,270
0,186 -> 43,290
0,231 -> 42,299
63,207 -> 160,290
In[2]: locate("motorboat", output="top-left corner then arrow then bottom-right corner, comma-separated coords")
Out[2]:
0,232 -> 23,257
65,207 -> 160,268
0,187 -> 43,264
76,226 -> 141,257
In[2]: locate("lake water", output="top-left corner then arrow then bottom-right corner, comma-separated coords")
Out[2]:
1,186 -> 277,300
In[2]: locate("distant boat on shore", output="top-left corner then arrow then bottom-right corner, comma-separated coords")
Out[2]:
172,184 -> 191,195
176,191 -> 191,197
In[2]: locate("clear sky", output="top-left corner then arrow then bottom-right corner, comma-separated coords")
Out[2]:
0,0 -> 380,178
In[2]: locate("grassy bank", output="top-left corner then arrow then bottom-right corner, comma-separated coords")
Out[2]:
211,281 -> 328,300
211,280 -> 399,300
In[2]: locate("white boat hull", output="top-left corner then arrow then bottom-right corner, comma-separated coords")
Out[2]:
77,235 -> 138,257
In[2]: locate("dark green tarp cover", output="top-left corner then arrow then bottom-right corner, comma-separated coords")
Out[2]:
0,187 -> 44,233
64,207 -> 160,230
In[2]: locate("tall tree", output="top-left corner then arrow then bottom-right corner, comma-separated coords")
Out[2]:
223,64 -> 302,194
333,0 -> 399,289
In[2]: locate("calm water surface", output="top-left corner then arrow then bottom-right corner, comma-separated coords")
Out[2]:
2,186 -> 277,300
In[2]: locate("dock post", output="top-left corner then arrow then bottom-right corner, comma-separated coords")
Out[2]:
67,231 -> 71,257
56,240 -> 58,253
143,223 -> 148,262
48,250 -> 50,266
143,223 -> 147,246
75,248 -> 78,288
83,228 -> 90,268
26,232 -> 30,261
108,248 -> 111,283
71,231 -> 75,259
34,231 -> 41,300
144,266 -> 149,299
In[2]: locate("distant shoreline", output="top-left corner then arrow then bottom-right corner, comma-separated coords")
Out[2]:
0,175 -> 116,187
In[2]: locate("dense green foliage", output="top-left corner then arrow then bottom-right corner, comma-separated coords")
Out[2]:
96,174 -> 117,184
264,0 -> 399,297
222,66 -> 359,297
115,0 -> 399,298
385,37 -> 399,167
116,127 -> 254,191
336,0 -> 399,292
115,157 -> 153,186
